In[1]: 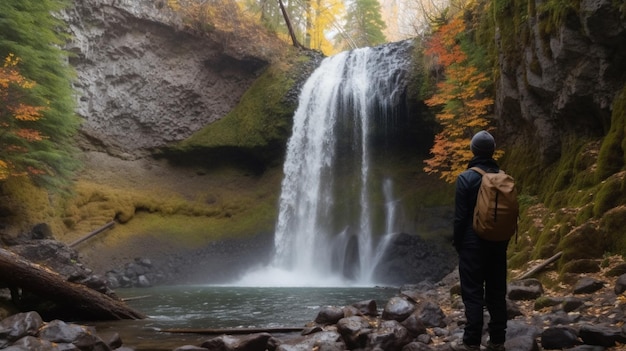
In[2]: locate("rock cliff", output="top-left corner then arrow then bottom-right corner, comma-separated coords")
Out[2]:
496,0 -> 626,163
64,0 -> 274,157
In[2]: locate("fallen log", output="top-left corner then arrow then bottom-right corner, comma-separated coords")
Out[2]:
514,251 -> 563,280
161,327 -> 305,335
69,221 -> 115,248
0,248 -> 145,320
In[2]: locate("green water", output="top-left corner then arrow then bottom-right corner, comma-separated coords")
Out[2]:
87,286 -> 399,350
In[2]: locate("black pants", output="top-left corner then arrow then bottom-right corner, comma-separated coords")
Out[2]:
458,240 -> 508,345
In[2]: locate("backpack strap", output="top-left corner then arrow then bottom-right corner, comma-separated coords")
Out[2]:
470,167 -> 486,176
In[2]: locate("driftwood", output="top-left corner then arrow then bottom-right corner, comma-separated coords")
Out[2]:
121,295 -> 152,302
161,327 -> 305,335
514,251 -> 563,280
0,248 -> 145,320
69,221 -> 115,248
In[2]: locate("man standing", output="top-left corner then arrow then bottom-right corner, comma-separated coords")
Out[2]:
451,130 -> 508,351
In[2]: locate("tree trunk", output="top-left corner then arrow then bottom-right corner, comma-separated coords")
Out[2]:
0,248 -> 145,320
278,0 -> 304,49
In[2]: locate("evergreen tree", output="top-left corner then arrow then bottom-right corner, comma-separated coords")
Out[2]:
0,0 -> 80,190
338,0 -> 387,49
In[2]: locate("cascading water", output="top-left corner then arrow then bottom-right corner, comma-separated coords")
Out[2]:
238,41 -> 413,287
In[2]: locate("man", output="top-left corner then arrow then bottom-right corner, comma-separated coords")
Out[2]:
451,130 -> 508,351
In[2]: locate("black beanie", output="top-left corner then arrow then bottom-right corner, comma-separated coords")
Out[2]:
470,130 -> 495,156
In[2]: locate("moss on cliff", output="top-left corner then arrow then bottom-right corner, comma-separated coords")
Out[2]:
169,51 -> 315,165
596,87 -> 626,180
501,87 -> 626,277
0,177 -> 67,236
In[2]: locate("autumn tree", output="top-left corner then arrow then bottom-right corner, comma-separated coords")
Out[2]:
422,16 -> 497,183
0,0 -> 80,189
0,55 -> 47,179
305,0 -> 345,54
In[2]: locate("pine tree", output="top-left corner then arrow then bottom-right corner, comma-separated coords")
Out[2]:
0,0 -> 80,190
338,0 -> 387,49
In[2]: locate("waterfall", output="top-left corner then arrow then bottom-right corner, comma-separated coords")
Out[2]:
238,41 -> 413,287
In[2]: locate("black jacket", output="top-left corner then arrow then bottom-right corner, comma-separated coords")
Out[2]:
453,156 -> 500,249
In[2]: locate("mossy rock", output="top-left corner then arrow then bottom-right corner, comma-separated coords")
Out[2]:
557,222 -> 608,263
509,250 -> 531,270
596,87 -> 626,180
605,262 -> 626,277
600,205 -> 626,255
560,259 -> 601,274
534,296 -> 563,310
593,172 -> 626,217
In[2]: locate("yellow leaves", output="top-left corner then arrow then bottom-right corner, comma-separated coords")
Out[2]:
306,0 -> 345,55
0,160 -> 9,180
15,128 -> 46,142
0,54 -> 50,180
422,16 -> 497,183
167,0 -> 181,11
13,103 -> 46,121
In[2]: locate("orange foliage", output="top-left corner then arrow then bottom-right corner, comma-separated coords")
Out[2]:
167,0 -> 283,59
0,54 -> 49,180
423,17 -> 496,183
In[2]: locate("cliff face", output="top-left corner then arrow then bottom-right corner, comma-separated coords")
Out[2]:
63,0 -> 271,157
496,0 -> 626,163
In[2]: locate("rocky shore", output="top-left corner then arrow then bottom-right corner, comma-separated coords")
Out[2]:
160,259 -> 626,351
2,228 -> 626,350
2,256 -> 626,351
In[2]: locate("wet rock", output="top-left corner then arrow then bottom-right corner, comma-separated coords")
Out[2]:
508,279 -> 544,300
201,332 -> 272,351
613,274 -> 626,294
137,275 -> 152,288
352,300 -> 378,317
505,334 -> 540,351
562,297 -> 586,312
400,313 -> 427,336
373,233 -> 457,286
573,277 -> 605,294
0,312 -> 43,342
276,330 -> 345,351
368,319 -> 412,351
106,257 -> 166,288
301,326 -> 323,335
579,324 -> 626,347
336,316 -> 372,349
39,320 -> 104,350
9,335 -> 61,350
382,297 -> 416,321
541,326 -> 580,349
414,301 -> 446,328
401,341 -> 434,351
315,306 -> 345,325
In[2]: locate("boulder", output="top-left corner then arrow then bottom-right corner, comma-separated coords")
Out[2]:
382,297 -> 416,321
367,319 -> 412,351
573,277 -> 605,294
508,279 -> 544,300
201,332 -> 272,351
541,326 -> 580,349
315,306 -> 345,325
579,324 -> 626,347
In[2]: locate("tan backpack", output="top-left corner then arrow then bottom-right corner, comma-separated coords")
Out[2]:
470,167 -> 519,242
